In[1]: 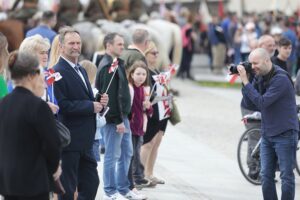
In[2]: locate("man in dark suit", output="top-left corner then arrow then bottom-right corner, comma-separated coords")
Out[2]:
53,26 -> 108,200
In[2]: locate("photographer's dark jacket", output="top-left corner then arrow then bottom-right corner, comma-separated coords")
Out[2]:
95,54 -> 131,124
242,65 -> 299,137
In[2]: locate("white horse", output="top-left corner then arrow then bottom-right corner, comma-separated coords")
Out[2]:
147,19 -> 182,66
73,21 -> 104,60
73,19 -> 182,68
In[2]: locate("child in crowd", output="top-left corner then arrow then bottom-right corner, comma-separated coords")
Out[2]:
127,60 -> 153,198
271,37 -> 292,71
80,60 -> 106,162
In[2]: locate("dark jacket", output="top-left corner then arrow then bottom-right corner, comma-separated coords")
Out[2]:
242,65 -> 299,136
0,87 -> 61,196
53,57 -> 96,151
95,54 -> 131,124
120,48 -> 147,71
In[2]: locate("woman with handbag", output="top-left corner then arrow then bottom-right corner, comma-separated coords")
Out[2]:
0,52 -> 61,200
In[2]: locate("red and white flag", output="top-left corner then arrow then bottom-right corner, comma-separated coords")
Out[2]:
227,74 -> 239,84
169,64 -> 179,75
44,68 -> 62,86
156,84 -> 171,120
152,64 -> 179,85
108,58 -> 118,74
153,73 -> 168,85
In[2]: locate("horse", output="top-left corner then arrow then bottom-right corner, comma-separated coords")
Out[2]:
0,19 -> 24,52
147,19 -> 182,66
73,19 -> 183,68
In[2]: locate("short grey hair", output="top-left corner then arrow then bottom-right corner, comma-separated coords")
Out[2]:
58,26 -> 80,44
132,29 -> 149,45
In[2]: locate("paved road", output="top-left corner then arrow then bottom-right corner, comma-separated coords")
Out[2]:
95,78 -> 300,200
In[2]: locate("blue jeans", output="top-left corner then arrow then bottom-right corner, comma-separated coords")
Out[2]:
102,117 -> 133,196
260,130 -> 298,200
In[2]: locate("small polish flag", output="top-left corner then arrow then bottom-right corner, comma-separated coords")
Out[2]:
169,64 -> 179,75
108,58 -> 118,74
153,74 -> 168,85
45,69 -> 62,86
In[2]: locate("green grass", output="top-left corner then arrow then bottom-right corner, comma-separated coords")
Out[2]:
196,80 -> 242,89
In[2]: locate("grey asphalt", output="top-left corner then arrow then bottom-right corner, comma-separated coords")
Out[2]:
95,54 -> 300,199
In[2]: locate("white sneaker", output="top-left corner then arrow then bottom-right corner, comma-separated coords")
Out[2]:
124,190 -> 147,200
103,193 -> 127,200
132,189 -> 147,200
115,193 -> 128,200
103,194 -> 116,200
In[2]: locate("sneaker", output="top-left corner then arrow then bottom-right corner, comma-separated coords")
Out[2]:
103,194 -> 116,200
103,193 -> 128,200
115,193 -> 128,200
148,176 -> 165,184
124,190 -> 147,200
132,188 -> 147,199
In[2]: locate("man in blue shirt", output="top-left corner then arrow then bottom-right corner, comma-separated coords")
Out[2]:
238,48 -> 299,200
26,11 -> 57,44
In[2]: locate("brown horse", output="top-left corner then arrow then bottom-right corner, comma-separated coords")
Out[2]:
0,19 -> 24,52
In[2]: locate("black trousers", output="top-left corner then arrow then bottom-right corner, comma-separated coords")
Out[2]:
128,135 -> 144,189
4,193 -> 49,200
58,149 -> 99,200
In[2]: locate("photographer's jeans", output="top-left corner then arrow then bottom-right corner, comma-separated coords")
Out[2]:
102,117 -> 133,196
260,130 -> 298,200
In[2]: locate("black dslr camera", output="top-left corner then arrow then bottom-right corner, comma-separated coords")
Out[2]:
229,61 -> 252,74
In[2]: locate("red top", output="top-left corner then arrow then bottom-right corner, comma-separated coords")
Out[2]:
130,85 -> 153,136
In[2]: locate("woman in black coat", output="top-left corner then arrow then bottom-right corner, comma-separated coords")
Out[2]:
0,52 -> 61,200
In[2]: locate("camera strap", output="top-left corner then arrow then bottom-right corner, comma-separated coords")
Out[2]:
259,65 -> 294,95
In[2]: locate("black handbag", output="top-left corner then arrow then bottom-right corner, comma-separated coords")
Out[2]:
55,120 -> 71,147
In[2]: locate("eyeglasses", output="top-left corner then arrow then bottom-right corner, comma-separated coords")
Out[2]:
149,51 -> 159,56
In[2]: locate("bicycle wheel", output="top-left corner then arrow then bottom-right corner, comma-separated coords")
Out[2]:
237,128 -> 262,185
296,145 -> 300,176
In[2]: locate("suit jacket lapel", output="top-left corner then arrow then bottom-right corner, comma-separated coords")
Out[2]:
59,58 -> 91,97
78,65 -> 94,99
